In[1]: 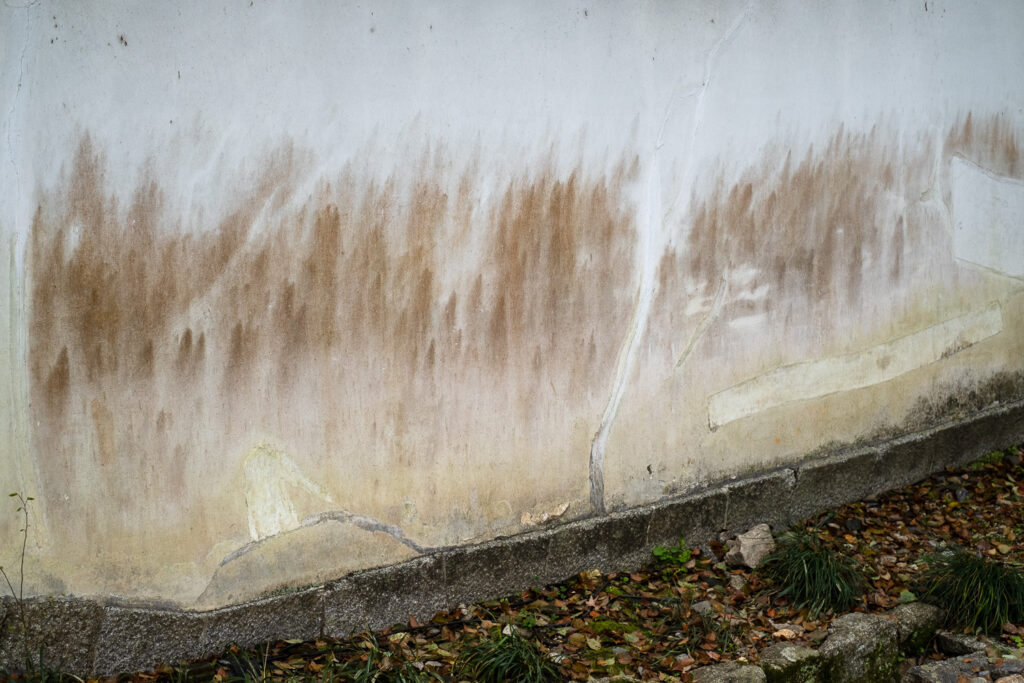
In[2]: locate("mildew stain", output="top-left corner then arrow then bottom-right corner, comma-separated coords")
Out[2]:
27,134 -> 638,562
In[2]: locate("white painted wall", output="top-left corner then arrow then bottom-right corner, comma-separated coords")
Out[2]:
1,1 -> 1022,608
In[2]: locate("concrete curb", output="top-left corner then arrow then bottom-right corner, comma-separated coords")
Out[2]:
2,399 -> 1023,676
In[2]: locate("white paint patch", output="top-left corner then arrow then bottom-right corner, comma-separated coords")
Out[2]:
520,501 -> 570,527
708,303 -> 1004,428
727,314 -> 766,330
242,441 -> 333,541
950,157 -> 1024,279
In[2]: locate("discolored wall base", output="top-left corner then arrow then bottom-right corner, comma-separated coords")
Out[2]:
3,398 -> 1021,677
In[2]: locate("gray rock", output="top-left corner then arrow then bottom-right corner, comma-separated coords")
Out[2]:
935,630 -> 987,656
905,651 -> 1024,682
819,612 -> 899,683
692,600 -> 714,615
996,675 -> 1024,683
888,602 -> 943,654
725,524 -> 775,569
903,653 -> 991,683
691,661 -> 767,682
759,642 -> 823,683
994,660 -> 1024,677
729,574 -> 748,591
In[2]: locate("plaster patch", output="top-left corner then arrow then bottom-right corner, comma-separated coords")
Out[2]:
708,303 -> 1004,428
243,441 -> 333,541
950,157 -> 1024,279
520,501 -> 570,527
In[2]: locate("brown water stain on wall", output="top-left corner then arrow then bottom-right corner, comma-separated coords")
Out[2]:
27,134 -> 638,555
604,112 -> 1024,509
946,111 -> 1021,179
651,113 -> 1022,378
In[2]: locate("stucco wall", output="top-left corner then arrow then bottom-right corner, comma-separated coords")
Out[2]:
1,1 -> 1022,611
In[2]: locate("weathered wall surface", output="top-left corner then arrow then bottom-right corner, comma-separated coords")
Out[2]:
1,1 -> 1022,613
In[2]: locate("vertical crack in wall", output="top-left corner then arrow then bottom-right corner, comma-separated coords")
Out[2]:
587,1 -> 755,514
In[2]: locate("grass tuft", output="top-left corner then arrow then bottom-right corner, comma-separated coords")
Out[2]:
453,628 -> 559,683
919,550 -> 1024,634
758,528 -> 864,617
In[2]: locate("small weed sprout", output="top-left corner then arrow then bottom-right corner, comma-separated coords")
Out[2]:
454,627 -> 559,683
919,550 -> 1024,634
1,492 -> 35,673
758,528 -> 864,617
653,538 -> 692,566
968,449 -> 1006,470
0,493 -> 79,681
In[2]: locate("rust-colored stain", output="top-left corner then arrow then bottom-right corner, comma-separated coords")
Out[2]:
90,399 -> 116,467
28,134 -> 638,546
652,114 -> 1022,376
946,112 -> 1021,178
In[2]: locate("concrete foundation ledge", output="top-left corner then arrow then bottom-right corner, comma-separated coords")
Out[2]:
1,399 -> 1022,677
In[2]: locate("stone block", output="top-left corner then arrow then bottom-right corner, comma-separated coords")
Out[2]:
887,602 -> 943,654
692,661 -> 767,682
790,446 -> 882,521
935,630 -> 987,657
93,605 -> 207,676
324,554 -> 446,637
547,508 -> 652,578
203,587 -> 322,655
441,531 -> 549,606
759,642 -> 824,683
723,469 -> 797,533
903,653 -> 995,683
646,488 -> 727,551
995,660 -> 1024,677
819,612 -> 898,683
0,597 -> 103,675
